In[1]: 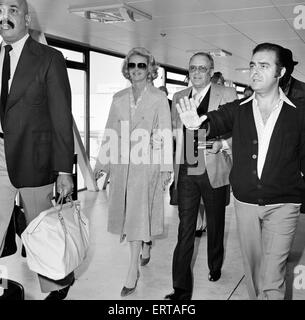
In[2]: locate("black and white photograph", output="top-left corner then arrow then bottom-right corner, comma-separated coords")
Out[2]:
1,0 -> 305,308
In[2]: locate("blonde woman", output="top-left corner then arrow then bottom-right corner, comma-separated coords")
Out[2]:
95,47 -> 173,297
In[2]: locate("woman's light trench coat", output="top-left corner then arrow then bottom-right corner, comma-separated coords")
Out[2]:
96,85 -> 173,241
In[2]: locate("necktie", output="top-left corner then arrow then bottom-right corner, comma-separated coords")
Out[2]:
1,44 -> 13,116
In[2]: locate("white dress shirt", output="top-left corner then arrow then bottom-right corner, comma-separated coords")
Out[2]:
240,88 -> 296,179
192,83 -> 229,151
191,83 -> 211,105
0,33 -> 29,133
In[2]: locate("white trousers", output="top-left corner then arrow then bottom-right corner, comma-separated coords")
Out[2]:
234,198 -> 300,300
0,138 -> 71,293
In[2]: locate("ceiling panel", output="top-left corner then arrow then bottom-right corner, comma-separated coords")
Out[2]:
127,0 -> 205,16
27,0 -> 305,83
198,34 -> 255,61
183,24 -> 239,37
274,2 -> 305,19
231,20 -> 299,41
270,0 -> 305,5
196,0 -> 273,11
151,34 -> 217,52
214,6 -> 283,23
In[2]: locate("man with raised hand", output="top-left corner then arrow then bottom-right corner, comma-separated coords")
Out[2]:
177,43 -> 305,300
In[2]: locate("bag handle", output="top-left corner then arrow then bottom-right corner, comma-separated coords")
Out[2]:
57,195 -> 74,234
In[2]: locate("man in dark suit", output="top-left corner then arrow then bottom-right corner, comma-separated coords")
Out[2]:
165,52 -> 237,300
0,0 -> 74,300
280,47 -> 305,213
280,47 -> 305,103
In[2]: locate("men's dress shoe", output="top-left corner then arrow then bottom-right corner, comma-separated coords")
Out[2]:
208,270 -> 221,282
140,241 -> 152,266
44,278 -> 75,300
164,289 -> 191,300
121,270 -> 140,297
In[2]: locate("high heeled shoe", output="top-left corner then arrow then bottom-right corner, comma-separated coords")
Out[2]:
140,241 -> 152,266
121,270 -> 140,297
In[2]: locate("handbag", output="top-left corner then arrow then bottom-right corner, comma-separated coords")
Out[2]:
169,181 -> 178,206
21,198 -> 89,280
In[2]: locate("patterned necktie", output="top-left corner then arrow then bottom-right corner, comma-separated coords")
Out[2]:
1,44 -> 13,117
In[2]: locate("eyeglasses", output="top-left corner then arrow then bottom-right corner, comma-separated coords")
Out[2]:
128,62 -> 147,70
189,65 -> 210,73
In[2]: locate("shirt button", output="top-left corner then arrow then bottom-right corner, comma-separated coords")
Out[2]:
257,184 -> 262,189
252,154 -> 257,159
253,139 -> 258,144
253,170 -> 257,175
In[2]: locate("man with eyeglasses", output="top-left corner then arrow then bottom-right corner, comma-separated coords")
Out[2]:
176,43 -> 305,300
165,52 -> 237,300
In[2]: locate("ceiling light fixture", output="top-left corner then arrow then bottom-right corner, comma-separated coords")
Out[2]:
235,68 -> 250,73
209,49 -> 232,57
68,3 -> 152,24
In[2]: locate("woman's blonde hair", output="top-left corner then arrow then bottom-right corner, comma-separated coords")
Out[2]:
122,47 -> 159,81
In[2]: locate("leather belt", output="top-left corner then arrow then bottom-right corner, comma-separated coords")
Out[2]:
0,132 -> 4,139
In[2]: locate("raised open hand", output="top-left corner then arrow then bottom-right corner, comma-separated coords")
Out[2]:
176,96 -> 207,130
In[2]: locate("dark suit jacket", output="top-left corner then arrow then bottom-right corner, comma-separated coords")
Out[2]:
1,36 -> 74,188
287,76 -> 305,103
171,83 -> 237,188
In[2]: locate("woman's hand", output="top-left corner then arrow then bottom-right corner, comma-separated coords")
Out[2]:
161,171 -> 172,191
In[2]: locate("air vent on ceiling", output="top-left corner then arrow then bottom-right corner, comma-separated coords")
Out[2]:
68,3 -> 152,24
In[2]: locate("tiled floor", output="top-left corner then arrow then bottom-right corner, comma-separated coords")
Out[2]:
1,187 -> 305,300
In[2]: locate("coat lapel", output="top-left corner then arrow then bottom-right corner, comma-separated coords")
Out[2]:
176,87 -> 192,131
260,102 -> 288,181
6,37 -> 44,112
117,89 -> 130,122
130,85 -> 153,130
208,84 -> 222,111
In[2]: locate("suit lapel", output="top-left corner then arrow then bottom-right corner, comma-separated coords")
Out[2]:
176,87 -> 192,130
208,84 -> 222,111
6,37 -> 44,112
